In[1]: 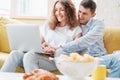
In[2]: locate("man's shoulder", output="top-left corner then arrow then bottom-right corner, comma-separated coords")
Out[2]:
86,18 -> 105,30
91,18 -> 104,25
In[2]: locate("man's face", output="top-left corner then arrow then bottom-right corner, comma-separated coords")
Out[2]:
78,5 -> 96,25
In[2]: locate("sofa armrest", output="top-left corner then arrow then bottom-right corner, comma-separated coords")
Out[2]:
104,27 -> 120,54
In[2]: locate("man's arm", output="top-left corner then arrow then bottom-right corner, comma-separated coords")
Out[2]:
62,20 -> 105,53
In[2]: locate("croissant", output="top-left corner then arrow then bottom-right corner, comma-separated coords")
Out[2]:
23,69 -> 59,80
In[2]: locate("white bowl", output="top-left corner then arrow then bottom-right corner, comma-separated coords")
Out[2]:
55,58 -> 98,80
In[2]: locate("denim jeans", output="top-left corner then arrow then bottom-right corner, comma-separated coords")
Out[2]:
0,50 -> 24,72
99,51 -> 120,77
0,50 -> 57,73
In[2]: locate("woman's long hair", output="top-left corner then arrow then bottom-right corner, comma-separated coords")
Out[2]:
48,0 -> 78,30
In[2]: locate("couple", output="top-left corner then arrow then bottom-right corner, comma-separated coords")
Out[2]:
1,0 -> 120,78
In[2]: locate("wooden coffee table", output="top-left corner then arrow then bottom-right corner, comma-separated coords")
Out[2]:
0,72 -> 120,80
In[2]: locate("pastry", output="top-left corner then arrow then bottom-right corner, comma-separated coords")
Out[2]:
23,69 -> 59,80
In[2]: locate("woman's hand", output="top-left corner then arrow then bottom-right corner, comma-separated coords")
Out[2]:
44,46 -> 56,54
42,42 -> 48,49
42,42 -> 56,54
42,42 -> 49,52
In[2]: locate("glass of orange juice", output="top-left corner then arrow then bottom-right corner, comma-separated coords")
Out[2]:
92,65 -> 107,80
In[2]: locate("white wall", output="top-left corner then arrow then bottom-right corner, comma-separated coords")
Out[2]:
95,0 -> 120,26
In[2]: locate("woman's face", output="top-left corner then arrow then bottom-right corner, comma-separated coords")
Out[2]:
55,2 -> 66,23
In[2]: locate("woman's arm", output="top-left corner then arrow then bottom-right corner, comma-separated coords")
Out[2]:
40,34 -> 45,44
41,35 -> 48,52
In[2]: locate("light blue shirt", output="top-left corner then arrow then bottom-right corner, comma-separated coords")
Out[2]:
62,18 -> 107,57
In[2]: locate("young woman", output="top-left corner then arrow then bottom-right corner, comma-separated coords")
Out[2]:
41,0 -> 81,54
1,0 -> 82,73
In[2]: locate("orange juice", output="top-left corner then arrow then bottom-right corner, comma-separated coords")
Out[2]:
92,65 -> 106,80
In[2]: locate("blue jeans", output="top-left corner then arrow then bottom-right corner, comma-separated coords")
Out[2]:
99,51 -> 120,77
0,50 -> 57,73
55,48 -> 120,78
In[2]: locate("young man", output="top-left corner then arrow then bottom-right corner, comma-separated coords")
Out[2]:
55,0 -> 120,78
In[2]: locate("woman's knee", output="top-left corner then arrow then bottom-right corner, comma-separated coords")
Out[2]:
23,53 -> 31,62
23,51 -> 38,63
9,50 -> 22,57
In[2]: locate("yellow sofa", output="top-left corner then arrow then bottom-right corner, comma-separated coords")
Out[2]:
104,27 -> 120,53
0,17 -> 120,73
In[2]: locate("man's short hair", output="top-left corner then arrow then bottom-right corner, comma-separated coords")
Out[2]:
80,0 -> 96,13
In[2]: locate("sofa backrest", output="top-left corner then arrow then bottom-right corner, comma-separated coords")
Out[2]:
0,18 -> 120,54
104,27 -> 120,54
0,27 -> 10,53
0,17 -> 11,53
0,17 -> 24,53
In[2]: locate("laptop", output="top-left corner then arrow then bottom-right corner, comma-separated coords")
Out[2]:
6,24 -> 42,53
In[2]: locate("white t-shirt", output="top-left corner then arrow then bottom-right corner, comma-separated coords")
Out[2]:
40,24 -> 82,48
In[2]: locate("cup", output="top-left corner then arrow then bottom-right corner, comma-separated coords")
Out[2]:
92,65 -> 107,80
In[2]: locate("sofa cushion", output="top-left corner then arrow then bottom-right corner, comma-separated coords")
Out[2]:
104,27 -> 120,54
0,17 -> 23,53
0,17 -> 11,53
0,27 -> 11,53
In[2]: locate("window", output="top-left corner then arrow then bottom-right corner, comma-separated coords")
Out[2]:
0,0 -> 10,17
11,0 -> 49,19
